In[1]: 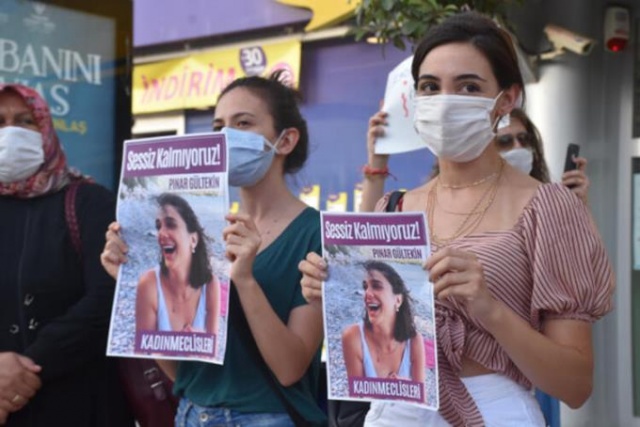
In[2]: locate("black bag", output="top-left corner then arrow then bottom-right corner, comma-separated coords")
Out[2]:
328,400 -> 370,427
327,190 -> 405,427
116,358 -> 179,427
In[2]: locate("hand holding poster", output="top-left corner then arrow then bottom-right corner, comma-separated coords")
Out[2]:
321,212 -> 439,410
374,56 -> 425,155
107,133 -> 230,364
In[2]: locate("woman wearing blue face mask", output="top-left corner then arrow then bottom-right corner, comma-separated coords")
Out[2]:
101,72 -> 326,426
300,12 -> 613,427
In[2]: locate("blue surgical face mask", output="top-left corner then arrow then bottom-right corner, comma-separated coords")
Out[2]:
222,127 -> 283,187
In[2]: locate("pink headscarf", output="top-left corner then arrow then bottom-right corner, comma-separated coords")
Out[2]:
0,84 -> 82,198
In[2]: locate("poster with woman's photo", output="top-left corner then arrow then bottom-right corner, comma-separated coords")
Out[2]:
322,212 -> 439,410
107,133 -> 230,364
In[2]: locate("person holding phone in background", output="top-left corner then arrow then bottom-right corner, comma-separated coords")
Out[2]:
497,109 -> 589,204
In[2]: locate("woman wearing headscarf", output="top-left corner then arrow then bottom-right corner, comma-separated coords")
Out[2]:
0,84 -> 133,426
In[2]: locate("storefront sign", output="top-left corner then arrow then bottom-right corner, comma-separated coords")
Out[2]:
276,0 -> 361,31
133,39 -> 301,114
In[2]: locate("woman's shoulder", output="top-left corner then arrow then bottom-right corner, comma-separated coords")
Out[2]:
517,183 -> 603,256
525,182 -> 585,217
138,268 -> 157,288
288,205 -> 321,235
342,323 -> 362,348
71,181 -> 117,213
74,180 -> 115,199
136,269 -> 159,303
300,205 -> 320,221
342,322 -> 360,337
409,332 -> 425,355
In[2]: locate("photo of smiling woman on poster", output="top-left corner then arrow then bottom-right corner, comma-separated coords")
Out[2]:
135,193 -> 220,335
342,260 -> 425,383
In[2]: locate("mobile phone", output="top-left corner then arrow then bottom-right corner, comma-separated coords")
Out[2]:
564,143 -> 580,172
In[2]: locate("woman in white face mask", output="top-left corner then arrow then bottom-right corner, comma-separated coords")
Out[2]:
101,72 -> 327,426
0,84 -> 133,427
300,11 -> 613,427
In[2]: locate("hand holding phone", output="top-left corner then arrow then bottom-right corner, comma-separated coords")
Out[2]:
563,143 -> 581,189
564,143 -> 580,172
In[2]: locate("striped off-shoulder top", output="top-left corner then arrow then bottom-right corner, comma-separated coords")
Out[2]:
376,183 -> 615,427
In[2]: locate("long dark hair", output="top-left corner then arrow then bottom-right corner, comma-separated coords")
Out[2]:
157,193 -> 212,288
509,108 -> 550,183
218,70 -> 309,174
362,260 -> 417,342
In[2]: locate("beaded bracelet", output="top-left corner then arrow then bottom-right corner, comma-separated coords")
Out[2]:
362,164 -> 395,179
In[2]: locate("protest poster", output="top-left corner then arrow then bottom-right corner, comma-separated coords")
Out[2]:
374,55 -> 425,155
107,133 -> 230,364
322,212 -> 438,410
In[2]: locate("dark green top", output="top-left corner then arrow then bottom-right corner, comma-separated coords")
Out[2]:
174,207 -> 326,425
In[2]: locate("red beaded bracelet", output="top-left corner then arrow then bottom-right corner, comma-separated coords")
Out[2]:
362,164 -> 395,179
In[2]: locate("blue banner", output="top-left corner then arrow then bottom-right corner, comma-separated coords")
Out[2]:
0,0 -> 116,186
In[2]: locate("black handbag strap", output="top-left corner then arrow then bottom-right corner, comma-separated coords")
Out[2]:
385,190 -> 406,212
228,286 -> 308,426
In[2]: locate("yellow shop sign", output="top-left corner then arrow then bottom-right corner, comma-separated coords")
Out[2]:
133,39 -> 301,114
276,0 -> 361,32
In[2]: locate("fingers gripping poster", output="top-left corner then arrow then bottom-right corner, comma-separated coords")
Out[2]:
321,212 -> 439,410
107,133 -> 230,364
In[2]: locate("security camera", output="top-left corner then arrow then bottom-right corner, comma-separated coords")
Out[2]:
541,24 -> 595,59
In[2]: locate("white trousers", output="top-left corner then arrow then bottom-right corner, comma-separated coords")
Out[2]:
364,373 -> 546,427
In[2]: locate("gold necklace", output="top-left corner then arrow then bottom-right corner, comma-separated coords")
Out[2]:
429,161 -> 504,245
438,169 -> 500,190
429,186 -> 492,244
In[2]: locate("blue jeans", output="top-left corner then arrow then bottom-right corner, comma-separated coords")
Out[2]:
175,398 -> 295,427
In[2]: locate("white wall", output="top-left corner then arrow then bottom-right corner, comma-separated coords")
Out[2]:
511,0 -> 638,425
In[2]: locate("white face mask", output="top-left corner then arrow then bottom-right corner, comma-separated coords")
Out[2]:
413,93 -> 503,162
0,126 -> 45,183
497,113 -> 510,130
500,147 -> 533,175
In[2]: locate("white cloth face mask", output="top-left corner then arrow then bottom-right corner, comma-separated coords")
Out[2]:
0,126 -> 45,183
500,147 -> 533,175
413,93 -> 503,163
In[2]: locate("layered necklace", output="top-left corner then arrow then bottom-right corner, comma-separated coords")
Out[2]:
428,160 -> 505,246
